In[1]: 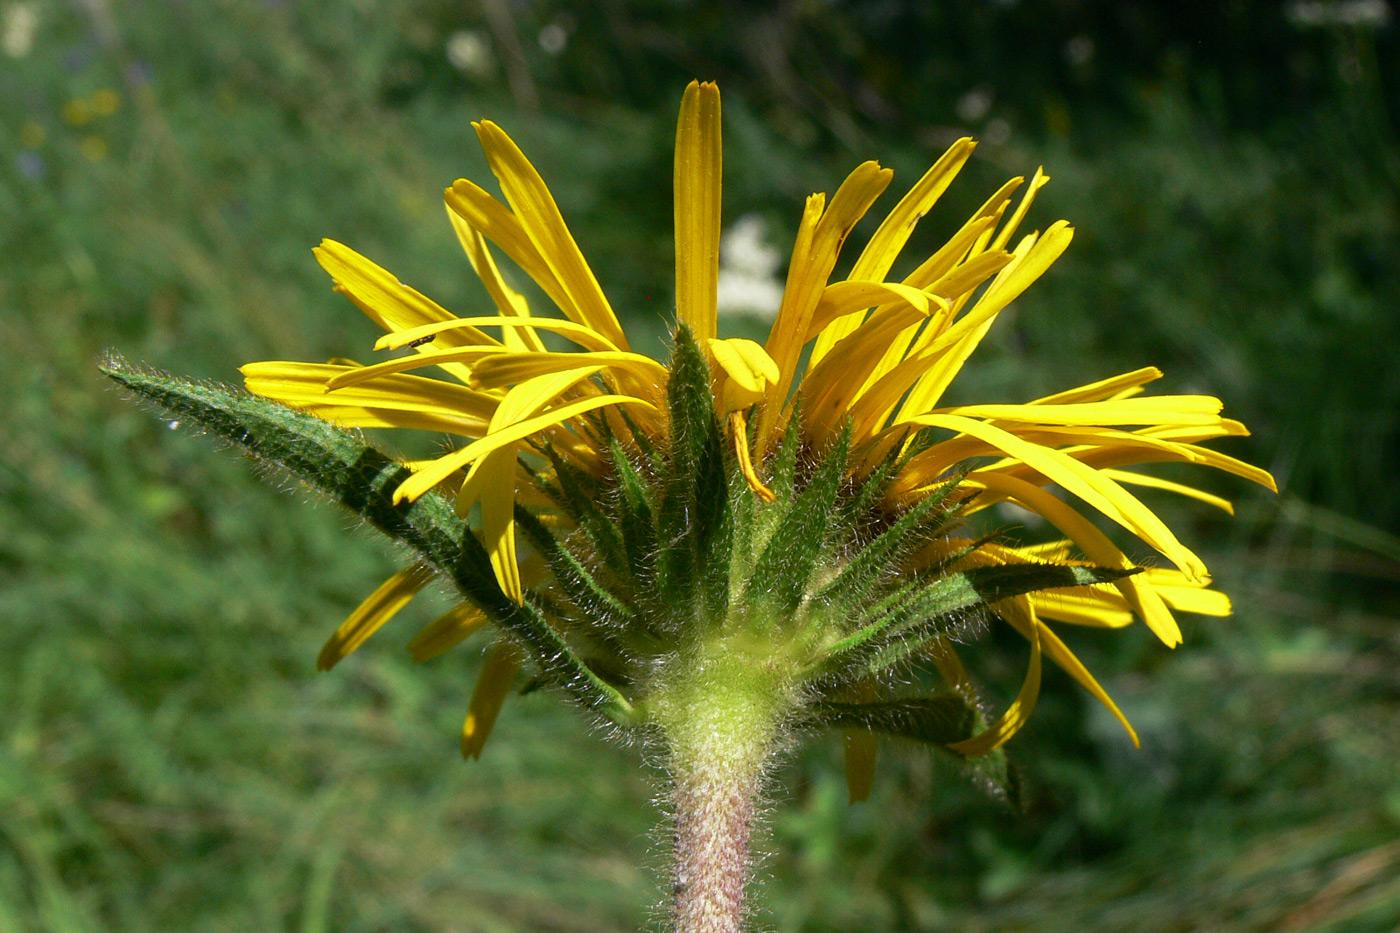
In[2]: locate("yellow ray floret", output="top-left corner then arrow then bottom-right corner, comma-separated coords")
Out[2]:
674,80 -> 722,342
317,563 -> 435,671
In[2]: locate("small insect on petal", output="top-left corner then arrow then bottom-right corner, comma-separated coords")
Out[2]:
406,334 -> 438,348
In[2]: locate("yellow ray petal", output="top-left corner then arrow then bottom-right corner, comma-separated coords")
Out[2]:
1031,367 -> 1164,405
934,396 -> 1225,427
1069,443 -> 1279,493
902,413 -> 1208,581
461,642 -> 522,760
1030,591 -> 1137,628
407,602 -> 491,662
899,221 -> 1076,416
805,281 -> 943,341
959,470 -> 1183,646
810,138 -> 977,361
316,563 -> 435,670
474,120 -> 629,350
468,350 -> 666,392
758,161 -> 894,448
1101,469 -> 1235,514
1144,569 -> 1234,616
375,316 -> 619,354
446,179 -> 577,323
323,345 -> 509,392
948,596 -> 1043,755
445,207 -> 546,353
1029,616 -> 1138,746
730,410 -> 775,502
314,240 -> 497,345
990,167 -> 1050,252
242,361 -> 501,435
462,451 -> 523,601
392,394 -> 657,504
707,338 -> 779,413
674,80 -> 722,341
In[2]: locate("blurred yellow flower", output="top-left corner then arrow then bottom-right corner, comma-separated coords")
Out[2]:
90,88 -> 121,117
80,135 -> 108,163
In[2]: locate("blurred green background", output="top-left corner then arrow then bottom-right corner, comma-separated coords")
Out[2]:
3,1 -> 1399,930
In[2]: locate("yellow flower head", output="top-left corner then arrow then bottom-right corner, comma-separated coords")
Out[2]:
243,82 -> 1275,785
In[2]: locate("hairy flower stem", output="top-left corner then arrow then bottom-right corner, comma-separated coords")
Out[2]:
671,743 -> 761,933
659,639 -> 794,933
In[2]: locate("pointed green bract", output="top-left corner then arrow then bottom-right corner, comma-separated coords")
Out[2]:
100,355 -> 633,722
807,695 -> 979,748
742,422 -> 851,624
818,562 -> 1138,681
657,326 -> 731,626
814,474 -> 965,618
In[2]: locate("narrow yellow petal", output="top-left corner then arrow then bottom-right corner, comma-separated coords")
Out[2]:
898,221 -> 1075,417
446,179 -> 577,324
1031,591 -> 1137,628
1101,469 -> 1235,514
948,596 -> 1043,755
902,413 -> 1208,581
375,316 -> 619,353
474,120 -> 629,350
316,563 -> 434,670
989,167 -> 1050,252
392,394 -> 656,504
805,281 -> 941,341
242,361 -> 500,435
934,396 -> 1225,427
323,345 -> 508,391
1029,617 -> 1139,746
468,350 -> 666,392
674,80 -> 722,341
314,240 -> 493,342
758,161 -> 894,448
809,138 -> 977,361
731,410 -> 775,502
1070,442 -> 1279,493
407,602 -> 491,662
461,642 -> 522,760
446,208 -> 546,352
464,451 -> 523,602
959,471 -> 1183,646
1031,367 -> 1164,405
707,338 -> 779,413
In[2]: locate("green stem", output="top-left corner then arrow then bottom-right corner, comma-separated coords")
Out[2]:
658,639 -> 794,933
671,739 -> 763,933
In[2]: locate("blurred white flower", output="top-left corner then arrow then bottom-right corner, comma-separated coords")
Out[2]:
716,214 -> 784,321
538,21 -> 567,55
984,117 -> 1012,146
446,30 -> 494,79
1064,35 -> 1095,68
955,86 -> 994,124
1287,0 -> 1391,27
3,3 -> 39,59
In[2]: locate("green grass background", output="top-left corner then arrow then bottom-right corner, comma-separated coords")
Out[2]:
2,1 -> 1398,929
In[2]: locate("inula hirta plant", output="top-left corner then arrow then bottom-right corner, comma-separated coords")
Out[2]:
104,82 -> 1274,932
